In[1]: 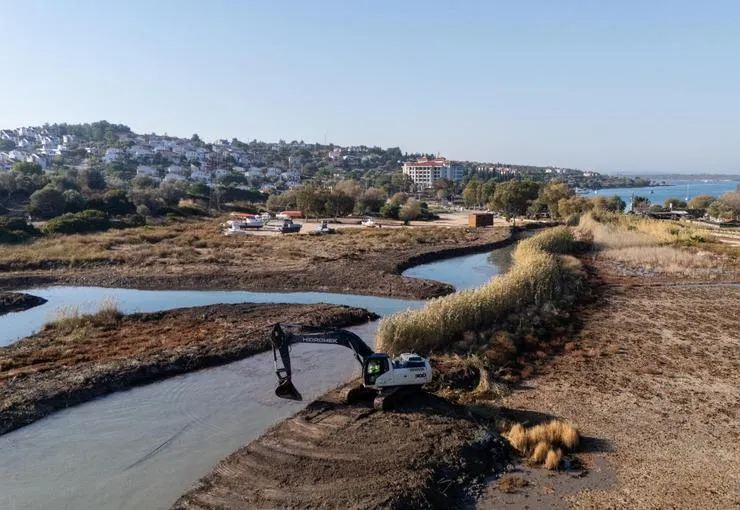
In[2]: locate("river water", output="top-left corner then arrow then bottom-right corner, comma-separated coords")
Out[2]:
0,241 -> 518,510
579,178 -> 739,210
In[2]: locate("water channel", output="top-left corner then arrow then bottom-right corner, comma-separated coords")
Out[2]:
0,241 -> 518,510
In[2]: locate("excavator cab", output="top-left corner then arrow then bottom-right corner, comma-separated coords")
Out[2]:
363,354 -> 391,386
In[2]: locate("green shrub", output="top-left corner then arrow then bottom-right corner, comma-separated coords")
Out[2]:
0,217 -> 40,244
42,209 -> 111,234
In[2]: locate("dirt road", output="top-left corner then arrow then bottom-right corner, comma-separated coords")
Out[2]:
477,266 -> 740,508
0,302 -> 375,436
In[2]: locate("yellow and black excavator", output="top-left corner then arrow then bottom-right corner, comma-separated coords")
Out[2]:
270,323 -> 433,410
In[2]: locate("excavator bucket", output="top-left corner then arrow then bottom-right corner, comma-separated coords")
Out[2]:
275,379 -> 302,401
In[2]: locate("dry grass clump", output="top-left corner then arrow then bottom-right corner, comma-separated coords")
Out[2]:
44,298 -> 123,335
377,228 -> 576,355
544,448 -> 564,470
504,420 -> 579,470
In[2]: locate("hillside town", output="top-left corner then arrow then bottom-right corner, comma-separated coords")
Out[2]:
0,121 -> 638,195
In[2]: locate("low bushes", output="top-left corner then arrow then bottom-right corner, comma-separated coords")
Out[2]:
0,217 -> 40,244
42,209 -> 110,235
377,227 -> 579,355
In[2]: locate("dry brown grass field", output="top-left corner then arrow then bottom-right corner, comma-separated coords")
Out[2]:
478,216 -> 739,509
0,217 -> 512,298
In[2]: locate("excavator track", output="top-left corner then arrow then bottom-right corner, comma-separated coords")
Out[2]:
373,385 -> 423,411
342,385 -> 377,405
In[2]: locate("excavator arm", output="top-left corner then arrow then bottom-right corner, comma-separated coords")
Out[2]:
270,323 -> 374,400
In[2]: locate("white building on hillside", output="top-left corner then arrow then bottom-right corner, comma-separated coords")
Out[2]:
402,157 -> 463,189
104,148 -> 124,163
136,165 -> 159,180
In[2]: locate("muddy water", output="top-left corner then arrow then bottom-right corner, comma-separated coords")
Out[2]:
0,241 -> 518,510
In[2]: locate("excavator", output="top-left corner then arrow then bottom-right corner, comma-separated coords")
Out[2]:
270,323 -> 433,410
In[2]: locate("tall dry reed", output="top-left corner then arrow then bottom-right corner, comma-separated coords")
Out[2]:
377,227 -> 576,355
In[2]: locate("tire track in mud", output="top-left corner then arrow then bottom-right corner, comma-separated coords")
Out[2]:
173,388 -> 510,510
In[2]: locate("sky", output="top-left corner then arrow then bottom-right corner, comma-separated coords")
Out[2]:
1,1 -> 739,174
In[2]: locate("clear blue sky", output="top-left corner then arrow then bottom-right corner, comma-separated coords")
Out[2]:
2,1 -> 739,173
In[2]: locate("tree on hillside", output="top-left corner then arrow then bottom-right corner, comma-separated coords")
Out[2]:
0,139 -> 16,151
334,179 -> 362,199
664,197 -> 687,210
324,190 -> 355,218
687,195 -> 715,211
719,191 -> 740,216
707,200 -> 734,221
29,187 -> 66,219
592,195 -> 626,213
462,179 -> 480,208
399,199 -> 422,224
632,196 -> 650,213
489,180 -> 541,219
100,189 -> 135,215
12,161 -> 43,176
538,181 -> 574,218
387,192 -> 409,206
63,189 -> 86,212
296,184 -> 328,218
77,168 -> 107,191
558,196 -> 593,217
355,187 -> 386,215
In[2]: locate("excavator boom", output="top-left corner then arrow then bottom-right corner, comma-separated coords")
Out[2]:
270,323 -> 374,400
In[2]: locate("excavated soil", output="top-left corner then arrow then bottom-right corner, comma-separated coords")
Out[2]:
173,387 -> 510,510
477,263 -> 740,509
0,291 -> 46,315
0,224 -> 513,299
0,302 -> 376,436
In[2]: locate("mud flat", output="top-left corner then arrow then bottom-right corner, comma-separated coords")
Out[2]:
0,291 -> 46,315
0,222 -> 513,299
477,260 -> 740,509
173,386 -> 510,510
0,302 -> 376,436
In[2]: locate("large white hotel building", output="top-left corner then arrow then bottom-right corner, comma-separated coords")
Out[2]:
401,157 -> 463,189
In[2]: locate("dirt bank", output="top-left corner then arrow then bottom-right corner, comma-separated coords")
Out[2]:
476,262 -> 740,509
0,291 -> 46,315
0,220 -> 513,298
172,386 -> 510,510
0,302 -> 376,437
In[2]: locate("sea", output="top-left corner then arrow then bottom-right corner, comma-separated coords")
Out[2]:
578,179 -> 740,209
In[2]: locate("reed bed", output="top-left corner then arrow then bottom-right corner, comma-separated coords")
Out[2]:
576,213 -> 728,273
44,298 -> 123,335
377,227 -> 576,355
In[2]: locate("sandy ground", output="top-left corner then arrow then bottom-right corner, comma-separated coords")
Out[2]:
0,302 -> 375,436
477,266 -> 740,509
